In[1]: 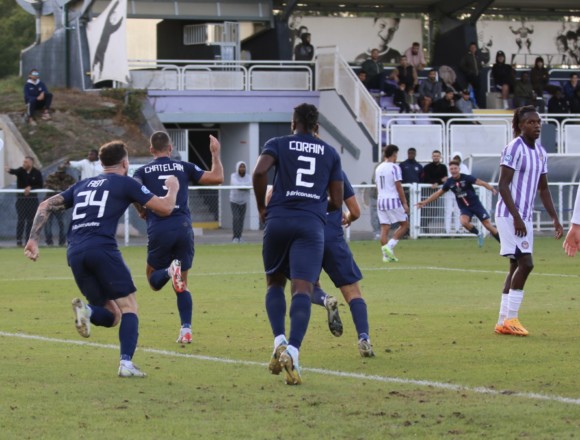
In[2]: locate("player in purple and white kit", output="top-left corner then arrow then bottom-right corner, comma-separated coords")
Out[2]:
375,144 -> 409,262
253,103 -> 343,385
494,106 -> 563,336
24,141 -> 179,377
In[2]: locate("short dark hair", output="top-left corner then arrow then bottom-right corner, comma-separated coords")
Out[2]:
89,149 -> 98,155
293,103 -> 319,132
448,160 -> 460,167
407,147 -> 416,152
432,149 -> 441,155
384,144 -> 399,158
570,72 -> 578,78
412,42 -> 420,46
24,156 -> 34,162
99,141 -> 128,167
150,131 -> 171,152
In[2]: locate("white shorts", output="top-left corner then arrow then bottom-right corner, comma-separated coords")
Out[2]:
378,207 -> 408,225
496,216 -> 534,257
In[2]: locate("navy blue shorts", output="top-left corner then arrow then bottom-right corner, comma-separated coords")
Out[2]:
67,246 -> 136,307
322,239 -> 363,288
262,216 -> 324,283
147,223 -> 195,271
459,201 -> 490,222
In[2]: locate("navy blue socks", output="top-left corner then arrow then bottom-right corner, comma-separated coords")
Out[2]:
119,313 -> 139,361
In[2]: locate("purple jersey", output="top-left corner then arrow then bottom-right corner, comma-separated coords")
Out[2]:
133,157 -> 205,230
496,137 -> 548,222
61,173 -> 154,248
264,133 -> 343,223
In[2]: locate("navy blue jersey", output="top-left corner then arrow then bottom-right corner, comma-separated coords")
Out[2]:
133,157 -> 204,229
263,133 -> 342,223
325,171 -> 355,242
61,173 -> 154,248
442,173 -> 480,208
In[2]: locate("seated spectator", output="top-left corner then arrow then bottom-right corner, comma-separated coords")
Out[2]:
390,55 -> 417,91
393,82 -> 410,113
563,72 -> 580,102
513,72 -> 535,108
404,42 -> 426,71
548,89 -> 570,120
530,57 -> 548,97
361,48 -> 386,91
570,87 -> 580,114
294,33 -> 314,61
357,70 -> 367,85
418,70 -> 442,113
456,89 -> 474,114
24,68 -> 52,124
406,86 -> 420,113
432,88 -> 460,122
491,51 -> 515,109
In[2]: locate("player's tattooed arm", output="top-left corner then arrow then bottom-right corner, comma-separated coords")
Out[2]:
28,195 -> 65,242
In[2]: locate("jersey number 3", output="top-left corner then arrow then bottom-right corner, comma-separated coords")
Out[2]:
296,155 -> 315,188
72,190 -> 110,220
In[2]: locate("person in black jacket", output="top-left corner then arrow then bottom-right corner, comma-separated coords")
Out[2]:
23,69 -> 53,124
5,157 -> 43,246
491,51 -> 515,109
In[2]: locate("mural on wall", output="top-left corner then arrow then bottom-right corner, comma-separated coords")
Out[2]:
291,15 -> 423,64
477,20 -> 580,67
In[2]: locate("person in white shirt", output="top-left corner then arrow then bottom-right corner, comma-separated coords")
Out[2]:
67,149 -> 103,180
375,144 -> 409,263
230,161 -> 252,243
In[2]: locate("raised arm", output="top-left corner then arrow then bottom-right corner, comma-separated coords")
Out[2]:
198,135 -> 224,185
416,188 -> 444,208
143,175 -> 179,217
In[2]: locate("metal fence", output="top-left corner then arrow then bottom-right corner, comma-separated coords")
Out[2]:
0,183 -> 577,248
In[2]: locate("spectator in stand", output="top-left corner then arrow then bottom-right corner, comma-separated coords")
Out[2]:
570,87 -> 580,114
400,147 -> 423,185
422,150 -> 448,187
23,69 -> 53,125
459,42 -> 485,106
456,89 -> 474,114
513,72 -> 535,108
418,70 -> 443,113
357,70 -> 367,86
432,89 -> 460,122
492,51 -> 515,110
548,88 -> 570,120
563,72 -> 580,102
406,85 -> 421,113
67,149 -> 103,180
393,82 -> 410,113
404,42 -> 426,71
530,57 -> 549,112
294,33 -> 314,61
360,48 -> 386,92
44,164 -> 76,246
390,55 -> 417,91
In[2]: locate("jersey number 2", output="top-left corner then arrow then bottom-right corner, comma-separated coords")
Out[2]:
72,190 -> 110,220
296,156 -> 315,188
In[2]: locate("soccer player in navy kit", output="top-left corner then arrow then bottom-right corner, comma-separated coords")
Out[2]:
416,160 -> 500,245
311,170 -> 374,357
24,141 -> 179,377
133,131 -> 224,344
253,103 -> 344,385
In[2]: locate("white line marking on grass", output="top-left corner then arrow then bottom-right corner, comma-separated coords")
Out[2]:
2,330 -> 579,406
2,266 -> 579,282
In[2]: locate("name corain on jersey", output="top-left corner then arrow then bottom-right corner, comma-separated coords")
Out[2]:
143,162 -> 185,173
289,141 -> 324,155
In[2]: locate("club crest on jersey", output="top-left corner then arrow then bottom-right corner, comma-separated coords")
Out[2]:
521,241 -> 529,249
503,154 -> 513,163
141,185 -> 151,195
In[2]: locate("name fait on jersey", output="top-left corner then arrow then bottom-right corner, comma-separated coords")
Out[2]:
289,140 -> 324,155
142,162 -> 185,173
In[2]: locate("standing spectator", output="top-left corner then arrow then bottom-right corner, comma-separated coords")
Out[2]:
5,157 -> 43,246
494,106 -> 563,336
375,145 -> 409,262
418,70 -> 443,113
563,72 -> 579,102
404,42 -> 426,71
67,149 -> 103,180
294,33 -> 314,61
459,42 -> 485,106
133,132 -> 224,345
491,51 -> 515,109
252,103 -> 343,386
230,161 -> 251,243
24,141 -> 180,378
44,164 -> 75,246
530,56 -> 549,111
456,89 -> 475,114
23,69 -> 53,124
399,147 -> 423,184
548,88 -> 570,119
390,55 -> 417,91
422,150 -> 448,187
360,48 -> 386,91
513,72 -> 535,108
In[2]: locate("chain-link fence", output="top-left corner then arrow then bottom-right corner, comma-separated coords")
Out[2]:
0,183 -> 577,247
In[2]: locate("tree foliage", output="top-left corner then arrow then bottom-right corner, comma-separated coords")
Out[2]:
0,0 -> 35,78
